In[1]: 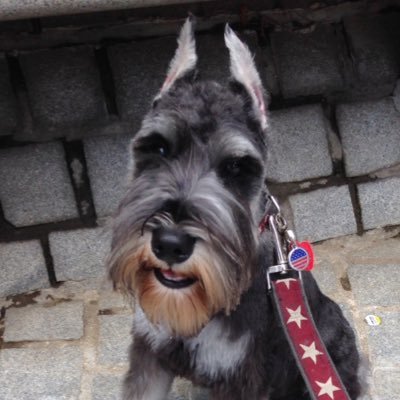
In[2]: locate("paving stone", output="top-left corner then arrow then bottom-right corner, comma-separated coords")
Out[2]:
49,227 -> 110,282
0,346 -> 82,400
19,46 -> 107,138
336,98 -> 400,177
0,55 -> 17,136
289,186 -> 357,242
98,313 -> 132,364
348,264 -> 400,307
373,368 -> 400,400
358,177 -> 400,230
0,240 -> 49,298
109,37 -> 176,128
365,311 -> 400,368
93,373 -> 124,400
4,301 -> 84,341
270,25 -> 344,98
311,259 -> 342,299
266,104 -> 332,182
344,14 -> 400,85
0,142 -> 79,226
84,134 -> 131,217
99,288 -> 132,311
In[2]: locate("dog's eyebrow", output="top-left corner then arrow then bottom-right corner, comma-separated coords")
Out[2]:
136,115 -> 178,142
216,132 -> 261,160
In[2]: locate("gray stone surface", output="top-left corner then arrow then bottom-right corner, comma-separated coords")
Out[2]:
373,368 -> 400,400
344,14 -> 400,85
93,373 -> 124,400
312,259 -> 342,299
266,104 -> 333,182
0,142 -> 79,226
4,301 -> 84,341
348,264 -> 400,307
0,346 -> 82,400
0,56 -> 17,136
109,37 -> 176,127
337,98 -> 400,177
289,186 -> 358,242
84,134 -> 131,217
19,46 -> 107,138
49,227 -> 110,282
366,311 -> 400,367
98,314 -> 132,364
270,25 -> 344,98
358,177 -> 400,230
0,240 -> 49,298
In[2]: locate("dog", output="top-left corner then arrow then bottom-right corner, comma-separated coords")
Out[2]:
108,18 -> 361,400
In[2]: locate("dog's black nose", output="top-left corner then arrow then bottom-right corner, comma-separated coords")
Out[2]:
151,227 -> 195,265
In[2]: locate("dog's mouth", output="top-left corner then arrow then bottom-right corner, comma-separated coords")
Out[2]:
154,268 -> 197,289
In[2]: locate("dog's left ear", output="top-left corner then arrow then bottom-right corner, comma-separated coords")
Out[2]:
224,25 -> 268,130
156,17 -> 197,99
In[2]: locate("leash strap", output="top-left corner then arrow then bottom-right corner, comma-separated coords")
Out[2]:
261,196 -> 351,400
271,277 -> 351,400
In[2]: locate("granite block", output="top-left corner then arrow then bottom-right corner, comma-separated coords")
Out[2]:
270,25 -> 344,98
84,134 -> 131,217
266,104 -> 332,182
358,177 -> 400,230
337,98 -> 400,177
49,227 -> 110,282
0,142 -> 79,226
19,46 -> 107,138
4,301 -> 84,341
289,186 -> 357,242
98,314 -> 132,364
0,347 -> 82,399
0,240 -> 49,298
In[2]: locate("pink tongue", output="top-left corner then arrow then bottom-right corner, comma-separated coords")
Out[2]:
161,269 -> 187,281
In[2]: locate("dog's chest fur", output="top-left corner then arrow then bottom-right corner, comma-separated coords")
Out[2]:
134,306 -> 251,380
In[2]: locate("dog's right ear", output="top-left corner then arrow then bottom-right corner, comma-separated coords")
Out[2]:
155,17 -> 197,100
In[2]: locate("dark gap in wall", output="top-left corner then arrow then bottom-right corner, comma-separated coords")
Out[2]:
334,22 -> 356,90
62,140 -> 97,226
269,94 -> 324,111
40,236 -> 59,287
322,102 -> 346,178
0,202 -> 14,234
348,182 -> 363,235
267,174 -> 374,197
31,19 -> 42,35
5,53 -> 34,135
94,46 -> 119,116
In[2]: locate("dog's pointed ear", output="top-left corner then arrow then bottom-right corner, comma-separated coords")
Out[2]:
156,17 -> 197,99
224,25 -> 268,130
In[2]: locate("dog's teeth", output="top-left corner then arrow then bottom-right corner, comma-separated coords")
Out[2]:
161,269 -> 186,281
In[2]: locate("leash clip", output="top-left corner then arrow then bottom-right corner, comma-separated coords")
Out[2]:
264,196 -> 300,290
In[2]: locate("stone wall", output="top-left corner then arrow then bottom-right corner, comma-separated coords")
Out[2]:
1,11 -> 399,298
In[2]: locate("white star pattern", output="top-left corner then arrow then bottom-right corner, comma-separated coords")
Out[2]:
286,306 -> 308,328
300,341 -> 324,364
276,278 -> 296,289
316,377 -> 341,399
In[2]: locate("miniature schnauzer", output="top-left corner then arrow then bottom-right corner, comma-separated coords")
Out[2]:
108,19 -> 361,400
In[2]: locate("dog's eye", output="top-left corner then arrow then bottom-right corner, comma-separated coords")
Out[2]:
135,134 -> 170,157
220,156 -> 261,178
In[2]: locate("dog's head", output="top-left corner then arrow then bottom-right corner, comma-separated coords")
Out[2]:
108,18 -> 269,337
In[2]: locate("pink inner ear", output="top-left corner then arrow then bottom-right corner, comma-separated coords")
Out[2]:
252,84 -> 266,115
161,73 -> 175,92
